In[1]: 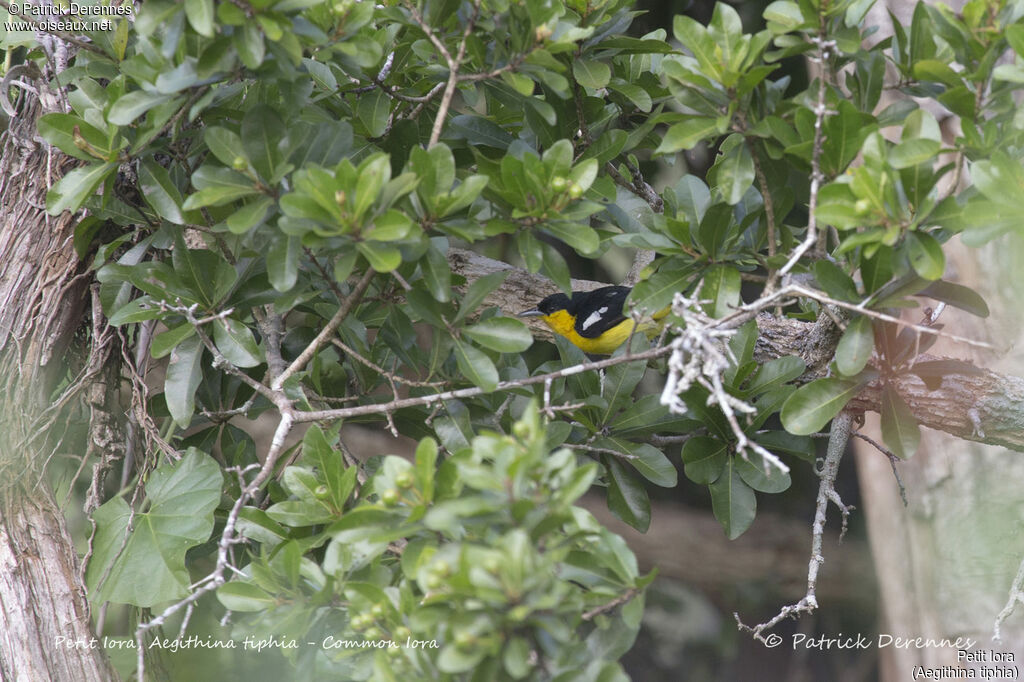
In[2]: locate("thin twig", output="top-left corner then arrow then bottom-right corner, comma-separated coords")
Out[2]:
426,0 -> 482,147
273,269 -> 375,391
851,431 -> 907,506
994,555 -> 1024,643
295,345 -> 673,423
581,587 -> 641,621
774,28 -> 835,283
736,410 -> 853,641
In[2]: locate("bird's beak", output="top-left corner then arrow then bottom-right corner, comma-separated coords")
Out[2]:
517,308 -> 543,318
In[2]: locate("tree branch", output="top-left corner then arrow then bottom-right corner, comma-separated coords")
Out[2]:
446,247 -> 1024,453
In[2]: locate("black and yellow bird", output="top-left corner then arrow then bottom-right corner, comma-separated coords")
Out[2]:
518,285 -> 668,355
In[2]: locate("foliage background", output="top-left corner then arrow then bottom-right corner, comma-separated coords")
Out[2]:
4,0 -> 1024,679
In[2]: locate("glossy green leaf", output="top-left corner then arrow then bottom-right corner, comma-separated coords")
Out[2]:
889,138 -> 941,168
242,105 -> 286,181
574,59 -> 611,89
836,316 -> 874,377
46,162 -> 117,215
711,134 -> 755,205
594,437 -> 677,487
453,340 -> 498,392
108,91 -> 174,126
165,334 -> 204,426
213,318 -> 263,368
139,160 -> 186,224
267,234 -> 300,292
781,377 -> 863,435
709,457 -> 756,539
38,114 -> 113,161
813,260 -> 860,301
603,455 -> 651,532
151,324 -> 197,360
463,316 -> 533,353
356,241 -> 401,272
700,265 -> 741,318
743,355 -> 805,395
680,436 -> 728,484
905,232 -> 945,280
184,0 -> 215,36
917,280 -> 988,318
454,271 -> 508,324
736,452 -> 791,493
656,117 -> 727,154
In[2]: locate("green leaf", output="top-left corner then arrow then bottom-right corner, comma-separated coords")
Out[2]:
628,264 -> 696,315
213,318 -> 263,368
454,271 -> 508,324
267,234 -> 300,291
448,114 -> 514,149
753,430 -> 816,462
574,59 -> 611,89
681,436 -> 728,484
357,89 -> 390,138
813,260 -> 860,301
139,160 -> 185,224
463,317 -> 533,353
917,280 -> 988,318
46,162 -> 117,215
700,265 -> 740,318
108,90 -> 174,126
835,316 -> 874,377
655,117 -> 727,154
151,324 -> 197,360
742,355 -> 805,395
108,297 -> 164,326
542,222 -> 600,256
904,232 -> 945,280
37,113 -> 113,161
764,1 -> 806,30
781,377 -> 863,435
226,197 -> 273,234
217,582 -> 276,612
889,138 -> 941,168
356,241 -> 401,272
594,437 -> 677,487
86,450 -> 222,606
415,437 -> 438,502
184,0 -> 215,37
736,452 -> 791,493
603,455 -> 650,532
242,105 -> 286,181
421,241 -> 452,302
183,165 -> 259,209
453,340 -> 498,391
205,126 -> 246,168
709,458 -> 756,539
711,134 -> 755,205
881,386 -> 920,458
233,21 -> 265,69
165,334 -> 204,426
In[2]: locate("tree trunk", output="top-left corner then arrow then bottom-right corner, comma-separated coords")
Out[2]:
855,238 -> 1024,680
0,60 -> 117,680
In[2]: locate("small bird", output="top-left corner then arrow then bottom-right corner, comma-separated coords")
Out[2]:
518,285 -> 667,355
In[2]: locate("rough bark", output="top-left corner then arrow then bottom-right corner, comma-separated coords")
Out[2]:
0,59 -> 117,681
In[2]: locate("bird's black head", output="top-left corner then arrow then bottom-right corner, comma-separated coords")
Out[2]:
536,293 -> 573,315
518,292 -> 573,318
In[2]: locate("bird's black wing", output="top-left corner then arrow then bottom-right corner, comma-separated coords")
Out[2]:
571,286 -> 630,339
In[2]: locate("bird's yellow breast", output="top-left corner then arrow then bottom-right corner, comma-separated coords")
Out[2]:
541,309 -> 637,355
